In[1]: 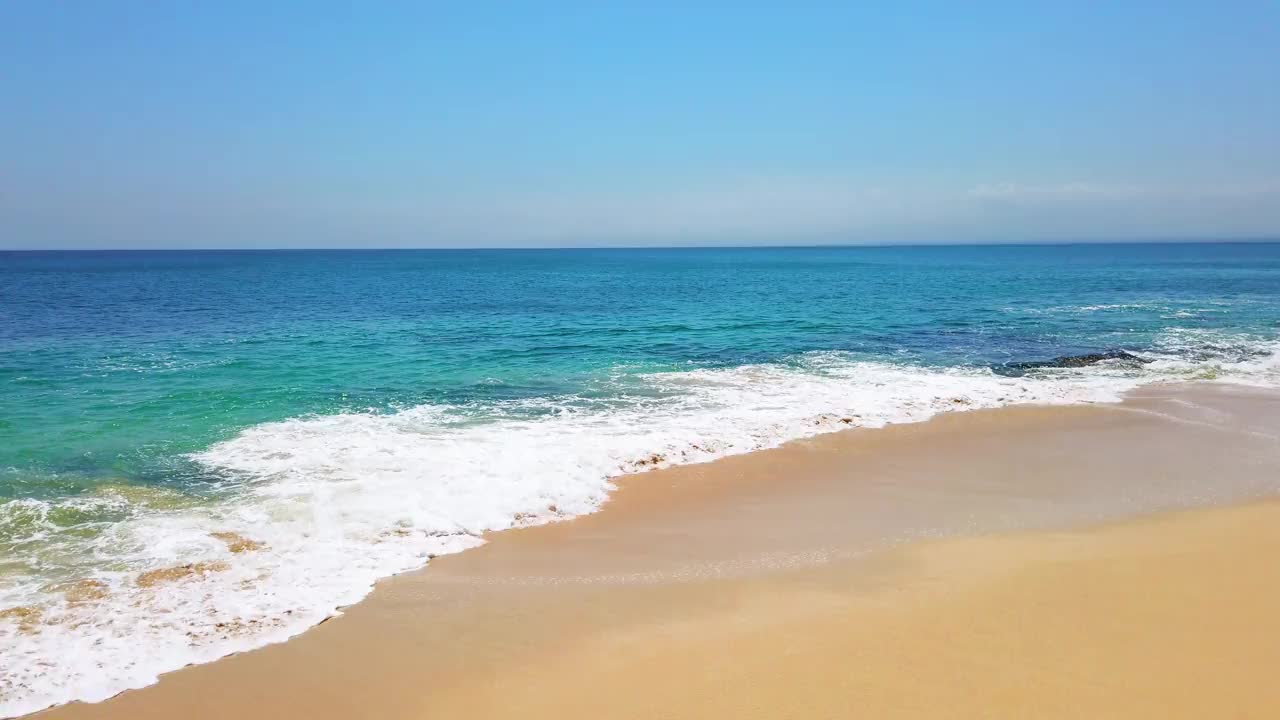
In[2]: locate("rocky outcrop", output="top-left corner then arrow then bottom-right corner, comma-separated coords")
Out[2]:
1001,350 -> 1151,374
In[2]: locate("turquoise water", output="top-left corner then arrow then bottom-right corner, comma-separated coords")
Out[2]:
6,244 -> 1279,492
3,243 -> 1280,714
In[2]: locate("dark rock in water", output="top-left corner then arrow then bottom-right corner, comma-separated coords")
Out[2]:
1000,350 -> 1151,375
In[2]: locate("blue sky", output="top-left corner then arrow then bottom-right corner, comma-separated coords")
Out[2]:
2,1 -> 1279,249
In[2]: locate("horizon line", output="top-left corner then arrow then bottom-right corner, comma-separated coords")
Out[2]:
4,237 -> 1280,253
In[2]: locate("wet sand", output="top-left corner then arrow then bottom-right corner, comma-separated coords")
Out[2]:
36,384 -> 1280,719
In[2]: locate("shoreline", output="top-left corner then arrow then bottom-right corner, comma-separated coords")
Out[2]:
32,382 -> 1280,719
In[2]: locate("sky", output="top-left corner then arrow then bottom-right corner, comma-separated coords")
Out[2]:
2,1 -> 1279,249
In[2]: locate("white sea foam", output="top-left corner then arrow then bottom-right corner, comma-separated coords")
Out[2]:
3,338 -> 1279,717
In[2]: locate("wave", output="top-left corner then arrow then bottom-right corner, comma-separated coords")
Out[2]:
3,333 -> 1279,717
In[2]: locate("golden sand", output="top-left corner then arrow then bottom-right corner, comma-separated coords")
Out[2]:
209,532 -> 266,554
422,503 -> 1280,719
36,384 -> 1280,719
50,580 -> 109,605
134,561 -> 229,589
0,606 -> 42,634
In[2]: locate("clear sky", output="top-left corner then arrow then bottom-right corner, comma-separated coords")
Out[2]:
3,1 -> 1279,249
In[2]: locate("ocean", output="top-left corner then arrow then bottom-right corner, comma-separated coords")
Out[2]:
2,243 -> 1279,715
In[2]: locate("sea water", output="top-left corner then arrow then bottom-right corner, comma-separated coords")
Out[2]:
2,243 -> 1279,715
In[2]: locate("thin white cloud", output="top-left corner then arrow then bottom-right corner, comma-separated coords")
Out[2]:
968,182 -> 1147,200
968,180 -> 1280,202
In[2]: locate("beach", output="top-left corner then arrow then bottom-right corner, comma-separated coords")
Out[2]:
7,246 -> 1280,715
33,382 -> 1280,719
6,0 -> 1280,713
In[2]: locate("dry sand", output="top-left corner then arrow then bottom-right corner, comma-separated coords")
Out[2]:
36,384 -> 1280,719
